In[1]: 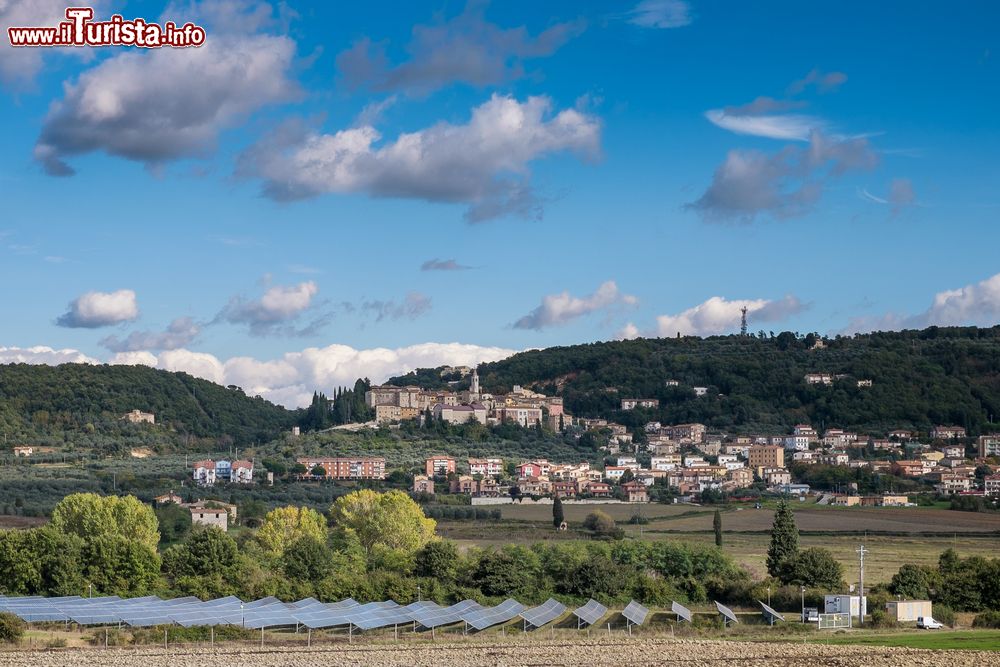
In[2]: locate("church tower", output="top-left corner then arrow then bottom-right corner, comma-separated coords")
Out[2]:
470,367 -> 480,396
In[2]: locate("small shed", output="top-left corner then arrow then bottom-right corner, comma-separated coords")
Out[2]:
885,600 -> 932,622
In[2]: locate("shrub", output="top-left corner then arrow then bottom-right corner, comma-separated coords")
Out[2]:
933,605 -> 956,628
0,612 -> 25,644
869,609 -> 897,629
973,610 -> 1000,629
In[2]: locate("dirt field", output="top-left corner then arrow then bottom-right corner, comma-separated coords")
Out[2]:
501,503 -> 1000,533
1,638 -> 998,667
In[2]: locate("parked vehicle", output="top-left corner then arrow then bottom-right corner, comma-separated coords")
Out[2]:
917,616 -> 943,629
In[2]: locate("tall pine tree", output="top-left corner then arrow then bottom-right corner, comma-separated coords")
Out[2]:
766,499 -> 799,576
713,509 -> 723,547
552,495 -> 565,528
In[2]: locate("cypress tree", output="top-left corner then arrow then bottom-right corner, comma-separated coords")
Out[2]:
766,499 -> 799,576
552,494 -> 565,528
713,509 -> 723,547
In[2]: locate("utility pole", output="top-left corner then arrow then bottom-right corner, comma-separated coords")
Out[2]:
856,544 -> 868,627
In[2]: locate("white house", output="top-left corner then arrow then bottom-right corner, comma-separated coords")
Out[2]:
192,460 -> 216,486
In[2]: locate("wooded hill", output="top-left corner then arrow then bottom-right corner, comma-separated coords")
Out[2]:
0,363 -> 295,444
393,326 -> 1000,436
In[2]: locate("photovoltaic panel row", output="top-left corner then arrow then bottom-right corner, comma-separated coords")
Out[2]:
462,599 -> 525,631
715,600 -> 739,624
409,600 -> 483,629
520,598 -> 566,629
671,600 -> 693,623
622,600 -> 650,626
572,599 -> 607,627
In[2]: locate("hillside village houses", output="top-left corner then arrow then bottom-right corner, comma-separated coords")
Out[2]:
366,368 -> 571,431
191,459 -> 254,486
122,409 -> 155,424
400,415 -> 1000,502
303,369 -> 999,502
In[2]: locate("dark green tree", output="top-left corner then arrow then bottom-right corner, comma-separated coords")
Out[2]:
766,499 -> 799,577
713,509 -> 723,547
777,547 -> 844,589
414,540 -> 459,581
552,495 -> 565,528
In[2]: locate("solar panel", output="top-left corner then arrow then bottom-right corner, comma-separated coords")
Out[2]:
671,600 -> 693,623
572,599 -> 607,627
622,600 -> 650,626
715,600 -> 739,625
409,600 -> 483,629
462,599 -> 525,631
758,600 -> 785,624
244,596 -> 281,609
520,598 -> 566,629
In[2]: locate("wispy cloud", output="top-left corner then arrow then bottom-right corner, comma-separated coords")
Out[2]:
336,2 -> 584,96
100,316 -> 201,353
688,131 -> 879,223
859,178 -> 917,217
627,0 -> 692,29
361,292 -> 432,322
705,110 -> 825,142
787,68 -> 848,95
421,258 -> 472,271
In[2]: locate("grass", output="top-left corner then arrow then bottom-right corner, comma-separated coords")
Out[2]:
811,629 -> 1000,651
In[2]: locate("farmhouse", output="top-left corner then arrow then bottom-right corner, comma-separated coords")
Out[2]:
885,600 -> 933,622
189,507 -> 228,532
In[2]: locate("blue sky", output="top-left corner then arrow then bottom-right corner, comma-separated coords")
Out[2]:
1,0 -> 998,406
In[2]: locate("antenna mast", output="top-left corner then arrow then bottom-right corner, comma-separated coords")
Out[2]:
740,306 -> 748,336
856,544 -> 868,626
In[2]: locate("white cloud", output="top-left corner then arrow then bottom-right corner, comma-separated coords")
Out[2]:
0,0 -> 106,89
238,94 -> 601,222
217,281 -> 322,336
616,322 -> 641,340
705,109 -> 825,142
628,0 -> 692,28
649,295 -> 806,337
846,272 -> 1000,334
0,345 -> 99,365
336,3 -> 584,96
56,289 -> 139,328
34,1 -> 297,175
109,341 -> 519,407
513,280 -> 637,330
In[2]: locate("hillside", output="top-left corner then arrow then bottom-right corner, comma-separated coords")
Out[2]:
394,327 -> 1000,435
0,363 -> 295,444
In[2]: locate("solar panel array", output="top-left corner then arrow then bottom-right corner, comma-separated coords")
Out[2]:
715,600 -> 739,625
622,600 -> 650,626
519,598 -> 566,629
0,595 -> 775,634
572,599 -> 607,627
671,600 -> 693,623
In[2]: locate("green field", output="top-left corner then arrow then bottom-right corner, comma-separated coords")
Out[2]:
812,630 -> 1000,651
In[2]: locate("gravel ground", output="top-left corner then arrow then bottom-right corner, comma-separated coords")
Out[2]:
1,638 -> 999,667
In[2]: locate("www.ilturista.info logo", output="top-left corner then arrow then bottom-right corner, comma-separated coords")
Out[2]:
7,7 -> 206,48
